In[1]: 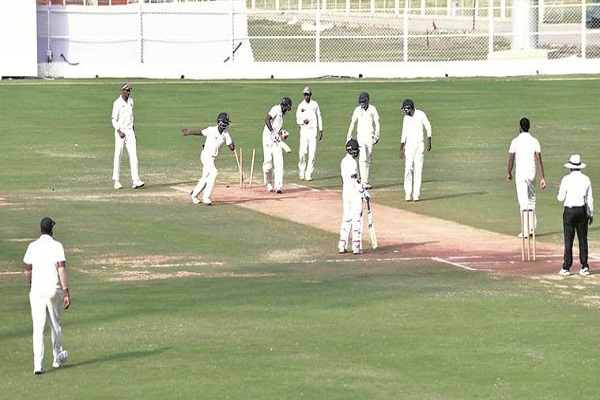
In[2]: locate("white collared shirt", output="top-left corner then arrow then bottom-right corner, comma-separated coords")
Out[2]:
23,234 -> 66,294
111,95 -> 135,131
347,104 -> 380,141
201,125 -> 233,159
401,109 -> 432,146
557,170 -> 594,215
508,131 -> 541,178
341,154 -> 362,193
263,104 -> 285,139
296,99 -> 323,130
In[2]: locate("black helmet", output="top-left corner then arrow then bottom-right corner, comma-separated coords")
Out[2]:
281,97 -> 292,107
217,112 -> 230,128
358,92 -> 370,103
346,139 -> 359,157
402,99 -> 414,110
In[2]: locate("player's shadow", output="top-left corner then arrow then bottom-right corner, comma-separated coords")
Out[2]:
60,347 -> 171,370
419,191 -> 487,202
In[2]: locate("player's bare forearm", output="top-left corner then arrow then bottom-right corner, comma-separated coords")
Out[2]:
181,128 -> 202,136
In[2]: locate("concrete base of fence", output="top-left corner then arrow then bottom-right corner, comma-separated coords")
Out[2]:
489,49 -> 551,61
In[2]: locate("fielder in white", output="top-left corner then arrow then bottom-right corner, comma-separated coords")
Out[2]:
111,83 -> 145,190
296,86 -> 323,181
181,113 -> 235,206
338,139 -> 369,255
507,117 -> 547,237
399,99 -> 432,202
346,91 -> 379,189
263,97 -> 292,194
23,217 -> 70,375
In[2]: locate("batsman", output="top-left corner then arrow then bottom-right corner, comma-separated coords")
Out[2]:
338,139 -> 369,255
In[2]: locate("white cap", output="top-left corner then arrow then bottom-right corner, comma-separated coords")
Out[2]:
303,86 -> 312,95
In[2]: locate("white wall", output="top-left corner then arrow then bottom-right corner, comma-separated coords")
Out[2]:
0,0 -> 37,77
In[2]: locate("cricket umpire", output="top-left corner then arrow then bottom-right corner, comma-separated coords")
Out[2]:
557,154 -> 594,276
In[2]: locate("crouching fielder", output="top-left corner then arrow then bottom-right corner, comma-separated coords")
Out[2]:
338,139 -> 368,255
181,112 -> 235,205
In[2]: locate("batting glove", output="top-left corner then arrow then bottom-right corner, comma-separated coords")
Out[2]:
271,131 -> 281,143
372,131 -> 380,144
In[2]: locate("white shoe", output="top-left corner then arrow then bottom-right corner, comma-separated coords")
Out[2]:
559,269 -> 571,276
52,350 -> 68,369
362,182 -> 372,190
132,180 -> 145,189
275,187 -> 283,194
33,369 -> 43,375
202,198 -> 213,205
305,176 -> 313,181
266,183 -> 273,193
299,173 -> 305,180
190,192 -> 200,205
579,267 -> 590,276
517,231 -> 534,239
114,181 -> 123,190
338,241 -> 347,254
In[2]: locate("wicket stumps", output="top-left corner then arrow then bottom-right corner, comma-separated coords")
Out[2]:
233,147 -> 256,189
520,209 -> 536,261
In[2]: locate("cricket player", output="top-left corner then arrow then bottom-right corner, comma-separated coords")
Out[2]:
338,139 -> 369,255
24,217 -> 70,375
263,97 -> 292,194
111,83 -> 145,190
296,86 -> 323,181
346,91 -> 379,190
399,99 -> 432,202
507,117 -> 547,237
181,112 -> 235,205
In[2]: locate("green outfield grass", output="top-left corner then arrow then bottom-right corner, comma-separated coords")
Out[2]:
1,77 -> 600,399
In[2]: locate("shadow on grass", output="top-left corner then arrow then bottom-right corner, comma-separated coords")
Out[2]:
418,191 -> 487,202
64,347 -> 171,370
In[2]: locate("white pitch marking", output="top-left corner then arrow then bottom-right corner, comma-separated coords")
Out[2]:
431,257 -> 477,271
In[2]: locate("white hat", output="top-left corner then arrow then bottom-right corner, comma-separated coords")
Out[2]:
303,86 -> 312,95
121,82 -> 132,91
564,154 -> 586,169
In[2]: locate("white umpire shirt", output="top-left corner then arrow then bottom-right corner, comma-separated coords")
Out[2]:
201,126 -> 233,159
296,100 -> 323,131
111,95 -> 134,131
347,105 -> 380,141
508,132 -> 541,179
401,109 -> 432,146
23,234 -> 66,295
557,170 -> 594,215
263,105 -> 284,139
341,154 -> 362,193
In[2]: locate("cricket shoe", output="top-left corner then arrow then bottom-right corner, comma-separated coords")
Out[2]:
338,241 -> 347,254
202,198 -> 213,205
559,269 -> 571,276
299,173 -> 305,180
275,187 -> 283,194
362,182 -> 372,190
132,180 -> 145,189
33,369 -> 43,375
517,231 -> 534,239
579,267 -> 590,276
266,183 -> 273,193
190,191 -> 200,205
114,181 -> 123,190
52,350 -> 69,369
305,176 -> 313,181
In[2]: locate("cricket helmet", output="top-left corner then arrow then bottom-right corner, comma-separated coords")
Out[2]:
358,92 -> 370,103
402,99 -> 415,110
217,112 -> 230,128
346,139 -> 359,157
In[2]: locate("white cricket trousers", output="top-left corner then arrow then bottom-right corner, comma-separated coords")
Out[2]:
30,289 -> 64,371
262,138 -> 284,190
298,127 -> 317,179
113,129 -> 141,183
357,135 -> 374,185
515,173 -> 537,230
403,141 -> 425,200
339,189 -> 363,252
192,154 -> 218,200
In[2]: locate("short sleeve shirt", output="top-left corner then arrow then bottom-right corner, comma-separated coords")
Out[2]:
201,125 -> 233,159
111,95 -> 134,131
509,132 -> 541,178
23,234 -> 66,294
351,105 -> 379,138
263,105 -> 284,139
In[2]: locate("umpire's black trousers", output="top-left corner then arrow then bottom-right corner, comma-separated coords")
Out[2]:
562,206 -> 589,270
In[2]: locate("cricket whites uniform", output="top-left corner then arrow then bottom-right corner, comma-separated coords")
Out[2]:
23,234 -> 67,373
191,125 -> 233,202
296,99 -> 323,180
262,104 -> 286,192
111,95 -> 142,185
338,153 -> 364,254
401,109 -> 432,201
347,105 -> 380,187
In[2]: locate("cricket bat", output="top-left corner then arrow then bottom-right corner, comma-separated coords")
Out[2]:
365,196 -> 378,249
280,142 -> 292,153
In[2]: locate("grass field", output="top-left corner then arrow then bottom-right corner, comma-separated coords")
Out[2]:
1,77 -> 600,399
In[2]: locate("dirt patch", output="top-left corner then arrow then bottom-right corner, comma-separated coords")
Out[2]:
172,183 -> 585,277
